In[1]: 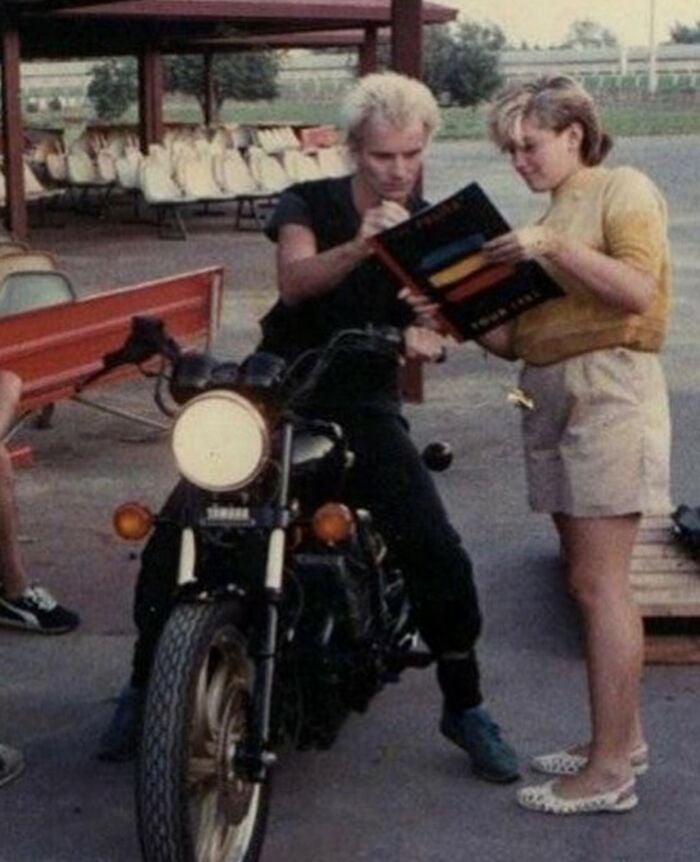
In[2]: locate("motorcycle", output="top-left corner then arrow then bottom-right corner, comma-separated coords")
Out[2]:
85,316 -> 450,862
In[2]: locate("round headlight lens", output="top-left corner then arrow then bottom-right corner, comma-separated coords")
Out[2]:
172,391 -> 268,491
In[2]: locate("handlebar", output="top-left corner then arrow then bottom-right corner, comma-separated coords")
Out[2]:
78,317 -> 407,412
280,325 -> 404,409
77,316 -> 182,392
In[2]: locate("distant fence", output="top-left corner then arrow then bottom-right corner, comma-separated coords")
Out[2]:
579,72 -> 700,105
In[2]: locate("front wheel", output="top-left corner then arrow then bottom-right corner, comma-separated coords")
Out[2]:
137,601 -> 270,862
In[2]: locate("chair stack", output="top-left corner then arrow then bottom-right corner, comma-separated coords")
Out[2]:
0,240 -> 76,318
0,147 -> 67,215
17,121 -> 352,238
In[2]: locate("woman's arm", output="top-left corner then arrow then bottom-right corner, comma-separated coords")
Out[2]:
483,226 -> 656,315
476,322 -> 517,360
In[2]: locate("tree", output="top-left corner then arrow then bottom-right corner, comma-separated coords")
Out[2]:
560,18 -> 619,49
166,52 -> 279,121
87,58 -> 138,120
671,20 -> 700,43
423,22 -> 505,107
87,51 -> 279,123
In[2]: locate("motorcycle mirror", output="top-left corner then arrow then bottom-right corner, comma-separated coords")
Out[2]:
422,441 -> 453,472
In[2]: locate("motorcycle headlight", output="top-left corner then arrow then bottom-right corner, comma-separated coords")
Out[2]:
172,391 -> 268,492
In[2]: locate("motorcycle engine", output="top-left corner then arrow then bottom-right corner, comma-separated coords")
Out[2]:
278,542 -> 385,750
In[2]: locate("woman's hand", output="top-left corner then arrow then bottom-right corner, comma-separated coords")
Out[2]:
398,287 -> 441,330
483,226 -> 561,265
403,326 -> 448,363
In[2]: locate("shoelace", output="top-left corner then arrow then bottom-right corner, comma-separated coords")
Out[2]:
22,586 -> 58,611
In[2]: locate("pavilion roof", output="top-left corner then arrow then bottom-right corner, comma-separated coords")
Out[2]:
11,0 -> 457,59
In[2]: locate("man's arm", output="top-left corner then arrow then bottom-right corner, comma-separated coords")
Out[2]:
276,200 -> 412,307
276,222 -> 370,307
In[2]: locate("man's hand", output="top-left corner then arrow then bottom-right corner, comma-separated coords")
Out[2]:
403,326 -> 448,363
483,226 -> 561,265
398,287 -> 440,330
358,200 -> 411,241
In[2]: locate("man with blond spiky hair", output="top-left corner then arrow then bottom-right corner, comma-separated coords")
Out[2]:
257,71 -> 520,784
100,73 -> 519,784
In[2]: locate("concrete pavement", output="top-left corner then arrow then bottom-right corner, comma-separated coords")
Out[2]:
2,137 -> 700,861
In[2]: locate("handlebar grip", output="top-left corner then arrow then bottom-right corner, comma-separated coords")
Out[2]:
77,316 -> 181,391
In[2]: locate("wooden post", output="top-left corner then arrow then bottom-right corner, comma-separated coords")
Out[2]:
358,25 -> 378,76
391,0 -> 424,402
138,47 -> 164,152
203,52 -> 215,127
1,23 -> 27,241
391,0 -> 423,78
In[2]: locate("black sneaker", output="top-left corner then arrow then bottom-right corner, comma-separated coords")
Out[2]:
441,705 -> 520,783
0,586 -> 80,634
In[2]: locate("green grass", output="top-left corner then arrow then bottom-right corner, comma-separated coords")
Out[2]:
28,97 -> 700,140
600,105 -> 700,137
225,99 -> 700,140
436,103 -> 700,140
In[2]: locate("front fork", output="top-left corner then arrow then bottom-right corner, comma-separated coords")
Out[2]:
238,421 -> 295,782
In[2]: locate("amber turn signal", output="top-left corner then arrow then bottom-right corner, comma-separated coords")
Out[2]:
113,502 -> 154,541
311,502 -> 354,544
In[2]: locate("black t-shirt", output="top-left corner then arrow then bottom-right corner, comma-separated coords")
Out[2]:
259,176 -> 427,413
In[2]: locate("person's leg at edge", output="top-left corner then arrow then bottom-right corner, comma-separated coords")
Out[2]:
0,371 -> 27,598
0,443 -> 28,598
552,512 -> 644,798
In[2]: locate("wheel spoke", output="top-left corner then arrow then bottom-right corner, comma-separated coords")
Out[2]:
187,754 -> 218,786
186,624 -> 260,859
191,650 -> 214,748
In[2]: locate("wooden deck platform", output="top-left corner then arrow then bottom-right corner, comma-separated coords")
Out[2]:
631,513 -> 700,663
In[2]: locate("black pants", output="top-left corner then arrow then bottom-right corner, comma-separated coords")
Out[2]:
129,411 -> 483,712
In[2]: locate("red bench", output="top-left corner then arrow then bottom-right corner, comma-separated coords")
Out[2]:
0,266 -> 223,448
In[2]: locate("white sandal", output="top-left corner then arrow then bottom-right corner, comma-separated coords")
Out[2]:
531,743 -> 649,776
517,778 -> 638,815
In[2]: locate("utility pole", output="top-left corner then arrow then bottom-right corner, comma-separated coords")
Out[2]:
648,0 -> 658,94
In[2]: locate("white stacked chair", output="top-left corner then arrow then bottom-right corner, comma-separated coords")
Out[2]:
246,146 -> 290,194
282,149 -> 323,184
317,145 -> 352,178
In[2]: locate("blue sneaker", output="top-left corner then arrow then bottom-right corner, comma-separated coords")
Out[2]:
440,705 -> 520,783
97,685 -> 144,762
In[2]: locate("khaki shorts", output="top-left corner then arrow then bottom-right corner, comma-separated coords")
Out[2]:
519,348 -> 671,517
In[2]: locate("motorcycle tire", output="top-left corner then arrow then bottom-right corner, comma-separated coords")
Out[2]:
137,600 -> 270,862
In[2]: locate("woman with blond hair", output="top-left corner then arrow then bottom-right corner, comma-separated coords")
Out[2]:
480,75 -> 672,814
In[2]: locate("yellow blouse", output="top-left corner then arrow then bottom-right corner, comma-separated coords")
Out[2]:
512,165 -> 672,366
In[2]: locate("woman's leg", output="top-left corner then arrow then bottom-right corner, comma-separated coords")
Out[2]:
553,512 -> 644,797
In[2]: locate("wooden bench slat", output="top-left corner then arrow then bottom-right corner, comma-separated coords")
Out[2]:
0,266 -> 223,417
631,557 -> 700,573
632,543 -> 695,559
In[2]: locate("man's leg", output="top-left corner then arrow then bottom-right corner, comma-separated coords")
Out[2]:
343,413 -> 519,782
99,481 -> 199,761
0,744 -> 24,788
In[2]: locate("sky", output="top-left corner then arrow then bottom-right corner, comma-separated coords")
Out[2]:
447,0 -> 700,48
